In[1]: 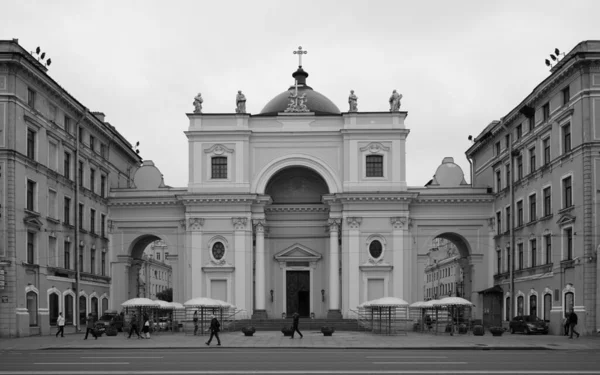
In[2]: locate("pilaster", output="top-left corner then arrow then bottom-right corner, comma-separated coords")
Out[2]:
187,217 -> 204,299
390,217 -> 406,300
346,217 -> 361,313
232,217 -> 248,314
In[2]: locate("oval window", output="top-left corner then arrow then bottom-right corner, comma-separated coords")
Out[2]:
212,242 -> 225,260
369,240 -> 383,259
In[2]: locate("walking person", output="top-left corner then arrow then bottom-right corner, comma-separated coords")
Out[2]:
205,314 -> 221,346
127,313 -> 141,339
563,315 -> 570,336
55,312 -> 65,338
193,310 -> 199,335
142,314 -> 151,339
290,312 -> 303,339
83,313 -> 97,340
568,309 -> 580,339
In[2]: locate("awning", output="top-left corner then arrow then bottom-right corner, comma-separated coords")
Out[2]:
478,285 -> 503,294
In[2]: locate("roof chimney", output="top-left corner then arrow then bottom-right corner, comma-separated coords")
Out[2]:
91,112 -> 105,122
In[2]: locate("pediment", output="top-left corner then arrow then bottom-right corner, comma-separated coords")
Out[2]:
274,243 -> 322,263
23,215 -> 43,231
556,214 -> 576,227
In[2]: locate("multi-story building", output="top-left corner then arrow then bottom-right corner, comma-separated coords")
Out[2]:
423,238 -> 462,300
137,240 -> 172,300
0,39 -> 141,337
467,40 -> 600,334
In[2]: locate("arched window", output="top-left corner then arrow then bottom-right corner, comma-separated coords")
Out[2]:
369,240 -> 383,259
91,296 -> 98,318
543,293 -> 552,321
505,297 -> 511,321
26,291 -> 38,327
49,293 -> 59,326
564,292 -> 574,317
529,295 -> 537,317
64,294 -> 74,325
517,295 -> 524,316
79,295 -> 87,325
212,242 -> 225,260
101,298 -> 108,315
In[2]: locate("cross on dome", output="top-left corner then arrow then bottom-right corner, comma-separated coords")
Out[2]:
293,46 -> 307,67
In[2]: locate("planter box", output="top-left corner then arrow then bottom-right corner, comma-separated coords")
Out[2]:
321,327 -> 335,336
489,327 -> 504,336
472,325 -> 485,336
281,327 -> 293,337
242,327 -> 256,337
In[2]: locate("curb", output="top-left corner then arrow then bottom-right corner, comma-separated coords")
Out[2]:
36,345 -> 555,351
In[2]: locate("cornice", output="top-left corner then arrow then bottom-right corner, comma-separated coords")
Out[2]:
413,195 -> 494,204
181,194 -> 258,205
108,198 -> 182,207
335,192 -> 418,203
265,205 -> 329,213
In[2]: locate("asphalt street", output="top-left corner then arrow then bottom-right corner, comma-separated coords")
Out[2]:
0,348 -> 599,374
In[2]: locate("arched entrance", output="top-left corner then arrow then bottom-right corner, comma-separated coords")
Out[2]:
127,234 -> 163,301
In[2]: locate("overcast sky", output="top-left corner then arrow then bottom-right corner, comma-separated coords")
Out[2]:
2,0 -> 599,188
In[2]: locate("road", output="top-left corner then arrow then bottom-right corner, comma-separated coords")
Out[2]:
0,348 -> 599,374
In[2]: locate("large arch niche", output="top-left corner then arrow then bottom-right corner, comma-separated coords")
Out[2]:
265,167 -> 329,204
127,234 -> 163,300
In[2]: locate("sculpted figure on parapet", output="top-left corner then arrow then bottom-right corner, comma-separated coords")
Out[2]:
348,90 -> 358,112
389,89 -> 402,112
193,93 -> 203,113
235,90 -> 246,113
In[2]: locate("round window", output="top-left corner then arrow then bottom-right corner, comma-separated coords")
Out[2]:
369,240 -> 383,259
212,242 -> 225,260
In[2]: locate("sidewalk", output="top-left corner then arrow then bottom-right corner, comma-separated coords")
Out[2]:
1,330 -> 600,351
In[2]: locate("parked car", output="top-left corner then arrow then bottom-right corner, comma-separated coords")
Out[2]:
509,315 -> 549,334
95,310 -> 124,333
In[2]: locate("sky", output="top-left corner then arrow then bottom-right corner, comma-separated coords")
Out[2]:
2,0 -> 599,188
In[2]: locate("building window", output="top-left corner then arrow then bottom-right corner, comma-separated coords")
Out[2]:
100,143 -> 107,158
564,292 -> 574,317
211,242 -> 225,260
91,297 -> 98,318
26,291 -> 38,327
528,116 -> 535,132
517,295 -> 524,316
517,156 -> 523,180
64,294 -> 74,325
516,125 -> 522,140
48,189 -> 57,219
366,155 -> 384,177
369,240 -> 383,259
90,169 -> 95,193
497,249 -> 502,274
79,203 -> 84,230
543,138 -> 550,166
89,135 -> 95,152
64,197 -> 71,225
505,164 -> 511,187
49,141 -> 58,171
101,214 -> 106,237
79,295 -> 87,326
564,227 -> 573,260
78,126 -> 84,143
563,176 -> 572,209
495,170 -> 501,192
529,194 -> 537,222
496,211 -> 502,235
507,246 -> 511,273
27,231 -> 35,264
27,128 -> 36,160
544,235 -> 552,264
562,86 -> 570,106
64,152 -> 71,180
518,243 -> 524,270
90,209 -> 95,234
100,175 -> 106,198
495,141 -> 501,156
544,293 -> 552,321
529,147 -> 536,173
26,179 -> 36,211
505,296 -> 511,321
505,207 -> 511,233
48,236 -> 57,267
531,239 -> 537,268
562,123 -> 571,154
64,116 -> 72,134
542,102 -> 550,122
530,295 -> 537,317
211,157 -> 227,179
49,103 -> 57,122
505,134 -> 510,149
49,293 -> 59,326
101,252 -> 106,276
543,187 -> 552,217
78,161 -> 84,187
27,88 -> 36,108
64,241 -> 71,269
90,248 -> 95,274
517,200 -> 523,226
79,244 -> 84,272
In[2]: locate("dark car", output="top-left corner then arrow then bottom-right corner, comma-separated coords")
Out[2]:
509,315 -> 549,334
95,310 -> 124,333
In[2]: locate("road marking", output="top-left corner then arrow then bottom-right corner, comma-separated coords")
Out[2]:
366,356 -> 449,359
2,371 -> 600,374
33,362 -> 129,365
80,357 -> 163,359
373,362 -> 468,365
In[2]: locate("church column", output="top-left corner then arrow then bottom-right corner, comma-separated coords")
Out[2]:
327,219 -> 342,319
187,217 -> 204,299
232,217 -> 248,315
390,217 -> 406,300
346,217 -> 362,315
252,220 -> 267,319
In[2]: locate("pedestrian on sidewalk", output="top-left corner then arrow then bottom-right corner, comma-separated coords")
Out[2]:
55,312 -> 65,338
83,313 -> 97,340
193,310 -> 199,335
205,314 -> 221,346
290,312 -> 303,339
128,313 -> 141,339
142,314 -> 151,339
568,309 -> 580,339
563,316 -> 570,336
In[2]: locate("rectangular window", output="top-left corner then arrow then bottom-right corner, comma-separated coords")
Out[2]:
89,135 -> 95,152
64,152 -> 71,180
496,211 -> 502,235
529,147 -> 536,173
90,208 -> 96,234
563,176 -> 572,209
64,241 -> 71,269
49,103 -> 57,122
529,194 -> 537,222
507,246 -> 511,273
528,116 -> 535,132
48,189 -> 57,219
542,102 -> 550,122
48,141 -> 58,171
562,123 -> 571,154
531,239 -> 537,268
565,228 -> 573,260
27,232 -> 35,264
48,236 -> 57,267
64,116 -> 72,134
516,125 -> 522,140
101,214 -> 106,237
366,155 -> 384,177
562,86 -> 570,106
505,134 -> 510,149
211,156 -> 228,179
543,138 -> 550,166
79,245 -> 84,272
545,235 -> 552,264
78,161 -> 84,187
79,203 -> 84,230
100,175 -> 106,198
90,169 -> 95,193
505,164 -> 511,187
27,88 -> 36,108
518,243 -> 524,270
495,170 -> 502,192
26,179 -> 36,211
101,252 -> 106,276
495,141 -> 501,156
100,143 -> 107,158
497,249 -> 502,274
505,207 -> 511,233
64,197 -> 71,225
90,248 -> 95,275
543,187 -> 552,216
78,126 -> 84,143
517,200 -> 523,226
517,156 -> 523,180
27,128 -> 36,160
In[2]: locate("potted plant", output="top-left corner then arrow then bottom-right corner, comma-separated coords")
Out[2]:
489,326 -> 504,336
321,326 -> 335,336
105,326 -> 118,336
458,323 -> 468,334
472,324 -> 485,336
241,326 -> 256,336
281,326 -> 293,337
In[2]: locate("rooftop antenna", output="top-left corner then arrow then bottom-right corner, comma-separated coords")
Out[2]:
31,46 -> 52,67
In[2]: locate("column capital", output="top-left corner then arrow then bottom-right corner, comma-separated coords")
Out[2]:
232,217 -> 248,230
253,219 -> 266,232
390,217 -> 407,230
328,218 -> 341,232
346,217 -> 362,229
187,217 -> 205,231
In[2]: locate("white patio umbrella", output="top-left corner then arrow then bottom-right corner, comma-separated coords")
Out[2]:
409,301 -> 427,308
434,296 -> 474,307
183,297 -> 221,308
153,300 -> 173,309
367,297 -> 409,307
167,302 -> 185,309
121,298 -> 159,307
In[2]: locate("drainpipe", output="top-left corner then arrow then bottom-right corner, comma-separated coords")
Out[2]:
505,125 -> 516,321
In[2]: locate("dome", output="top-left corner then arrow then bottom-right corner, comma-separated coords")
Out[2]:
259,67 -> 341,116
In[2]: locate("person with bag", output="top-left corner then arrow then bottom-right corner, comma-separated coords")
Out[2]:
205,314 -> 221,346
127,313 -> 141,339
290,312 -> 303,339
193,310 -> 199,335
568,309 -> 580,339
142,314 -> 151,339
83,313 -> 98,340
55,312 -> 65,338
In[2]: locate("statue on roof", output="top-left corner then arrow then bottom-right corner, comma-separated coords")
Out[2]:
235,90 -> 246,114
298,93 -> 308,112
389,90 -> 402,112
193,93 -> 203,113
348,90 -> 358,112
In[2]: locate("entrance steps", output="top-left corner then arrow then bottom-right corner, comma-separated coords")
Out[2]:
227,318 -> 361,332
